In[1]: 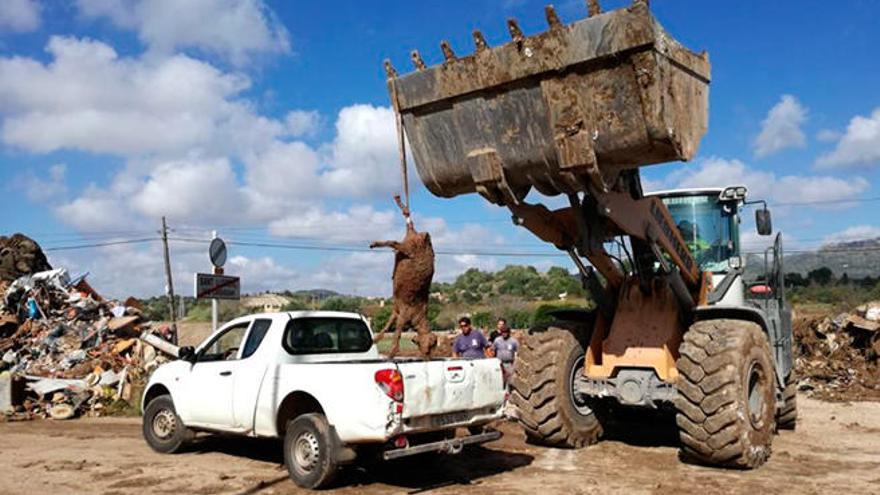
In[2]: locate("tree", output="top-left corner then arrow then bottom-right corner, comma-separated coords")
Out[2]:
320,296 -> 362,313
807,267 -> 834,286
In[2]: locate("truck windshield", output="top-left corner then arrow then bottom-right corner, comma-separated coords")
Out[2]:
283,317 -> 373,355
660,194 -> 736,272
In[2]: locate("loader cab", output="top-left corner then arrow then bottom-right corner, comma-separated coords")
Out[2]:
651,187 -> 744,274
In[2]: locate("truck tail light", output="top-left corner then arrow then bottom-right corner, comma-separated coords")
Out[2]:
375,369 -> 404,402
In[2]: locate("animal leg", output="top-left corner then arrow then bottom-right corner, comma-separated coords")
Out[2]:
373,310 -> 397,344
413,312 -> 436,358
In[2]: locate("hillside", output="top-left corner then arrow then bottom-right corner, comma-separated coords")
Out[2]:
783,238 -> 880,278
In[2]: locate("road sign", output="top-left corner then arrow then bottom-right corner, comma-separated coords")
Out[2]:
194,273 -> 240,300
209,238 -> 227,267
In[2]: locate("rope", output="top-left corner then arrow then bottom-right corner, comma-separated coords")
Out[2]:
388,77 -> 410,211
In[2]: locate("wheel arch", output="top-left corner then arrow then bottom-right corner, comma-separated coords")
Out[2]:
276,391 -> 326,437
142,383 -> 172,414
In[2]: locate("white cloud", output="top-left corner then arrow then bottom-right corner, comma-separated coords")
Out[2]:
269,205 -> 398,243
0,36 -> 281,156
76,0 -> 290,66
815,107 -> 880,170
15,163 -> 68,203
822,225 -> 880,245
284,110 -> 320,138
324,104 -> 400,198
131,157 -> 246,223
55,189 -> 134,232
669,157 -> 869,208
0,0 -> 41,32
753,95 -> 807,158
816,129 -> 841,142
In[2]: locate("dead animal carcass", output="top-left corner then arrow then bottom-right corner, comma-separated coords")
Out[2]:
370,196 -> 436,358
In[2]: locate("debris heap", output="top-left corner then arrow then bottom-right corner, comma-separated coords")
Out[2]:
0,234 -> 173,421
794,302 -> 880,401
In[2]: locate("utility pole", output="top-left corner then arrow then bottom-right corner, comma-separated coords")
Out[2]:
161,216 -> 178,345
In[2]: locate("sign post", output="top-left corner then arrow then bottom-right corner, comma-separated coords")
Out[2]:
197,232 -> 237,331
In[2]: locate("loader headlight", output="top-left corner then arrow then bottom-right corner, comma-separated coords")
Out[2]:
721,186 -> 748,201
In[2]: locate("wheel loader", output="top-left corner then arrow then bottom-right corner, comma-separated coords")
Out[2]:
383,0 -> 794,468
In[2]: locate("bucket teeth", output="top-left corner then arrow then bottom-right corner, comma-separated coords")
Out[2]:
383,59 -> 397,79
440,40 -> 456,61
544,5 -> 562,28
507,18 -> 524,42
587,0 -> 602,16
410,50 -> 426,70
472,29 -> 489,52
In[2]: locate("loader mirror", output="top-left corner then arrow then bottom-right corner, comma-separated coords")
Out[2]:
755,208 -> 772,236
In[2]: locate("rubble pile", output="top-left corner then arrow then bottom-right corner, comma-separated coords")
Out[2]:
794,302 -> 880,401
0,234 -> 173,421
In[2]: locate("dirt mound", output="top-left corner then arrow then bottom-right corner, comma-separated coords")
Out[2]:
793,302 -> 880,401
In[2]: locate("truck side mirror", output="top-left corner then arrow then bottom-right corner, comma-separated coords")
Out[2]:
756,208 -> 772,236
178,346 -> 196,362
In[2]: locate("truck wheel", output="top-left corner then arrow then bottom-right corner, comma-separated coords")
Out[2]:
510,324 -> 603,448
142,395 -> 192,454
675,319 -> 777,468
777,372 -> 797,431
284,413 -> 339,489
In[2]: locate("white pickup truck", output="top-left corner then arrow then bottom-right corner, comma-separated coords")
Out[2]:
141,311 -> 506,489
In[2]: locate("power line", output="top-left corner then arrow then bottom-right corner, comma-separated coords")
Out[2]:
168,236 -> 569,258
42,238 -> 159,252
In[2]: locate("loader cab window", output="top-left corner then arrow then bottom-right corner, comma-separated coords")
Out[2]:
661,194 -> 738,272
283,317 -> 373,355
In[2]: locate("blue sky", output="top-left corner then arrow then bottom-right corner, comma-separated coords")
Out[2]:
1,0 -> 879,297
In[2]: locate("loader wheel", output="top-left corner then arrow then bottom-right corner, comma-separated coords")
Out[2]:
510,324 -> 603,448
777,372 -> 798,431
675,319 -> 777,469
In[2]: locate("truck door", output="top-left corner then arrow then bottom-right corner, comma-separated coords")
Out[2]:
231,318 -> 273,430
185,320 -> 251,428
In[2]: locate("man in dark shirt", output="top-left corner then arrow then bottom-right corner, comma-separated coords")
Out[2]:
452,316 -> 489,359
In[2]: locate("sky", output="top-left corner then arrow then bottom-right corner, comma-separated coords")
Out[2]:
1,0 -> 879,298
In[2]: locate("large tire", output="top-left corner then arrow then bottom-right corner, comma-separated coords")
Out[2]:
142,395 -> 192,454
510,324 -> 603,448
777,372 -> 797,431
675,319 -> 777,469
284,413 -> 339,490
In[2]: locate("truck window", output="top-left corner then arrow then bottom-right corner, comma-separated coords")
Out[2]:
283,317 -> 373,355
241,319 -> 272,359
199,322 -> 249,362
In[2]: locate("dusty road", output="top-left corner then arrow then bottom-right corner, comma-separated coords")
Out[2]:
1,395 -> 878,495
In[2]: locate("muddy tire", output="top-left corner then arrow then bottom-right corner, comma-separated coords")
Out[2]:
510,324 -> 603,448
284,413 -> 339,489
675,319 -> 777,469
142,395 -> 192,454
777,372 -> 798,431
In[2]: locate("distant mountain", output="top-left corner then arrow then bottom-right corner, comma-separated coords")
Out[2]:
780,238 -> 880,278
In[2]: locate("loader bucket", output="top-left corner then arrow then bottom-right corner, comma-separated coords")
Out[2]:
386,1 -> 710,205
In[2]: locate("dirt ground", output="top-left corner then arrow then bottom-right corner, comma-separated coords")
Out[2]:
1,395 -> 879,495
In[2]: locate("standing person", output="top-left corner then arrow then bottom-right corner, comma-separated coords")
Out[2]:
452,316 -> 489,359
492,324 -> 520,386
490,318 -> 508,342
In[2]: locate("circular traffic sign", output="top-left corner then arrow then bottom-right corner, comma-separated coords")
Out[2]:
209,238 -> 227,267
